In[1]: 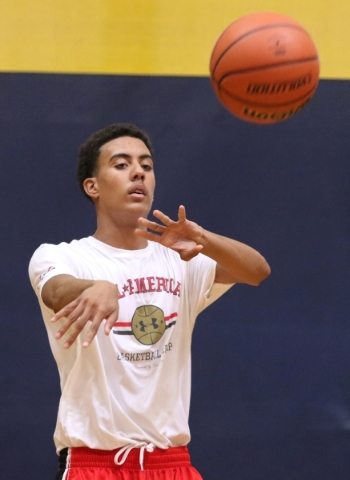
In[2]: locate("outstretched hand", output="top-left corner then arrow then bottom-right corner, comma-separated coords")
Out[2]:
51,280 -> 119,348
135,205 -> 204,261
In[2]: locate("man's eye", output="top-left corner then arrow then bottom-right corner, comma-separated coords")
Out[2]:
142,164 -> 152,171
115,163 -> 127,169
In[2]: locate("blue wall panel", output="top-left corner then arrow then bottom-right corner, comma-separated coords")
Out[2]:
1,73 -> 350,479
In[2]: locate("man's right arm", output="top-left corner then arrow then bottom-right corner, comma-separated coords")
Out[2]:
42,275 -> 119,348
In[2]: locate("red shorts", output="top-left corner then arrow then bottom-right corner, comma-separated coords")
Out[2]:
56,446 -> 203,480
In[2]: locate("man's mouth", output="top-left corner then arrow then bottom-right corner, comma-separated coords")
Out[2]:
129,184 -> 147,196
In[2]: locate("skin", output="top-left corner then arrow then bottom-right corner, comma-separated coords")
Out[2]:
42,136 -> 271,348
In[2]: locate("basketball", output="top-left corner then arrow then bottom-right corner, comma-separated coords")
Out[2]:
132,305 -> 165,345
209,12 -> 320,124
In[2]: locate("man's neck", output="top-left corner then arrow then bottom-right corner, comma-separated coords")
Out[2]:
92,223 -> 148,250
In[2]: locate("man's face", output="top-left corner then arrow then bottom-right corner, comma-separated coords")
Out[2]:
86,136 -> 155,219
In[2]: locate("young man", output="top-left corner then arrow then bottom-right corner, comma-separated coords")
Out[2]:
29,123 -> 270,480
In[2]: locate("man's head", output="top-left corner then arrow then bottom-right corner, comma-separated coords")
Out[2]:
77,123 -> 154,202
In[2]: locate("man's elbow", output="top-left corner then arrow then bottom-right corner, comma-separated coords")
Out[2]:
42,281 -> 64,312
250,261 -> 271,286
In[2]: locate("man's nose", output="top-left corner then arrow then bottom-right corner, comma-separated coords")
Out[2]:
131,163 -> 145,180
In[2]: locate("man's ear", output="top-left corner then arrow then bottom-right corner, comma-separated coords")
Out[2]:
83,178 -> 99,200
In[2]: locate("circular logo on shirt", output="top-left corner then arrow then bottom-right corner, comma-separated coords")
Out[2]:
132,305 -> 165,345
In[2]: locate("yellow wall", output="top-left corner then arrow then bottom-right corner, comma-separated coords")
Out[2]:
0,0 -> 347,78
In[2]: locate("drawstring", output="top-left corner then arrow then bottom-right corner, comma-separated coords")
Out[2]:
114,442 -> 155,471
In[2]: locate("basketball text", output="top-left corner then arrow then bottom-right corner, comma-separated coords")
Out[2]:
246,74 -> 312,95
242,99 -> 310,122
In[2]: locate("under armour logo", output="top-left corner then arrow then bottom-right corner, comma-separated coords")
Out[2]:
139,318 -> 159,332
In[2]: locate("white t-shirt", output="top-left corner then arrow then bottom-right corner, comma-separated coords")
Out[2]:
29,236 -> 232,452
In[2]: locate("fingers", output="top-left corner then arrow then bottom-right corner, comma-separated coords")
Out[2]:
153,206 -> 186,225
81,311 -> 108,348
137,217 -> 166,233
52,300 -> 118,349
81,306 -> 119,347
50,281 -> 120,349
51,299 -> 79,323
152,210 -> 175,226
138,206 -> 187,233
52,301 -> 85,343
177,205 -> 186,222
104,310 -> 119,336
136,216 -> 167,242
54,304 -> 94,348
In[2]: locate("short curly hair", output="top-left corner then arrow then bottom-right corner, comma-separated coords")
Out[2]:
77,123 -> 154,201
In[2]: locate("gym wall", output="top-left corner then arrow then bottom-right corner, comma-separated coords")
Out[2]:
1,1 -> 350,479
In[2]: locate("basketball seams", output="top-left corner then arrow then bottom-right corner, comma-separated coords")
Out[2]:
219,83 -> 317,108
210,23 -> 311,78
216,57 -> 319,85
132,305 -> 166,345
139,305 -> 158,316
209,12 -> 319,123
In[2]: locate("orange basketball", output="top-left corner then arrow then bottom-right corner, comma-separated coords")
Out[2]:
210,12 -> 320,124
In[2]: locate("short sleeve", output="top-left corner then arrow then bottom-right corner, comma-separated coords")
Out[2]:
28,243 -> 78,298
185,253 -> 234,318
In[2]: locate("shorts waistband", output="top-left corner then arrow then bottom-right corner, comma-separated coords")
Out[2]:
61,445 -> 191,470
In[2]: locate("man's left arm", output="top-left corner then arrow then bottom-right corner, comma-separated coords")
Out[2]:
136,205 -> 271,286
195,229 -> 270,285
